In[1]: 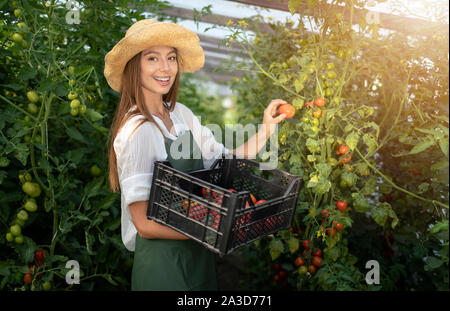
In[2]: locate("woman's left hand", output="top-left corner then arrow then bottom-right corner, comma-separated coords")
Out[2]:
262,99 -> 288,125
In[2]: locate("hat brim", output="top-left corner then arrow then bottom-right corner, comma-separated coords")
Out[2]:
104,22 -> 204,93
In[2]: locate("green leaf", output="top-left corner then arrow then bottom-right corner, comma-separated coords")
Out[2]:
379,182 -> 392,194
288,237 -> 299,254
0,157 -> 9,167
103,274 -> 119,286
316,163 -> 332,178
269,239 -> 284,260
341,171 -> 357,187
294,79 -> 304,92
345,131 -> 360,150
307,154 -> 316,162
306,138 -> 320,153
352,192 -> 369,213
14,237 -> 37,263
439,138 -> 448,157
65,147 -> 86,164
417,182 -> 429,194
86,108 -> 104,122
424,256 -> 444,271
408,138 -> 435,155
362,177 -> 377,195
327,247 -> 340,262
313,178 -> 331,195
66,127 -> 89,144
94,193 -> 118,211
307,174 -> 319,188
430,220 -> 449,234
18,66 -> 37,80
362,134 -> 377,154
371,202 -> 398,228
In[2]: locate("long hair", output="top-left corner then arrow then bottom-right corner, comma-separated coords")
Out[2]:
106,49 -> 182,193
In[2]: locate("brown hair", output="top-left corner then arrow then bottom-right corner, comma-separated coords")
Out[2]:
106,49 -> 182,193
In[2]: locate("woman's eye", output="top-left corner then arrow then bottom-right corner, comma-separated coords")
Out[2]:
148,57 -> 157,61
169,56 -> 176,61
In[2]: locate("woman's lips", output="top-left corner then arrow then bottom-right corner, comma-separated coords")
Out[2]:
154,77 -> 170,86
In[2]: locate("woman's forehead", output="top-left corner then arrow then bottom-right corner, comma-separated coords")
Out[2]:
142,46 -> 176,54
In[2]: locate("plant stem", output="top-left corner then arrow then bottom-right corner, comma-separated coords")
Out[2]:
354,147 -> 449,209
0,94 -> 39,121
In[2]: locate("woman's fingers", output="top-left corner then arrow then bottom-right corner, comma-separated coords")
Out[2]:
274,113 -> 286,123
267,99 -> 287,117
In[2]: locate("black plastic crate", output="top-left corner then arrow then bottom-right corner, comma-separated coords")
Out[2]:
147,154 -> 302,256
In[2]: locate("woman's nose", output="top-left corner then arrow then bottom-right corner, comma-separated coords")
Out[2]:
159,59 -> 170,72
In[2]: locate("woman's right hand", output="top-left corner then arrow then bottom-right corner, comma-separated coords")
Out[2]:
262,99 -> 288,126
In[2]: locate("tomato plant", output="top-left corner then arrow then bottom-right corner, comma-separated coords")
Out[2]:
226,0 -> 448,291
0,0 -> 228,291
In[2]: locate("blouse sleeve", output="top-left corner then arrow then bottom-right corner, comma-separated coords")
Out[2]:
177,103 -> 230,169
115,120 -> 158,208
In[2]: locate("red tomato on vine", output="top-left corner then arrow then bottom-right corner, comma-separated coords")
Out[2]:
336,201 -> 347,212
314,97 -> 325,107
278,103 -> 295,118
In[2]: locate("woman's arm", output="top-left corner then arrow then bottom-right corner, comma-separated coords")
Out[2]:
129,201 -> 189,240
232,99 -> 287,159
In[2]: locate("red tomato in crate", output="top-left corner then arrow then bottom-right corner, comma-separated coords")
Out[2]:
235,211 -> 252,241
209,210 -> 221,230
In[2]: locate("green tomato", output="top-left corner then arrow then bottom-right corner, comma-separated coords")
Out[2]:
26,91 -> 40,103
70,107 -> 79,116
70,99 -> 80,109
325,88 -> 334,97
90,165 -> 102,177
298,265 -> 308,274
302,116 -> 309,123
17,210 -> 29,221
327,63 -> 335,71
68,92 -> 78,100
24,198 -> 38,212
79,104 -> 87,114
10,224 -> 21,236
28,103 -> 38,114
327,71 -> 337,79
311,118 -> 319,126
17,22 -> 28,33
68,66 -> 75,75
6,232 -> 14,242
12,33 -> 24,43
15,235 -> 24,244
68,79 -> 76,87
42,281 -> 51,291
14,9 -> 22,17
337,50 -> 345,58
22,182 -> 41,197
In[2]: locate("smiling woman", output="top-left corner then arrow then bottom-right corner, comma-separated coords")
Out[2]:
103,18 -> 287,291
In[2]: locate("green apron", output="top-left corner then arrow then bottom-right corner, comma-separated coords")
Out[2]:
131,130 -> 219,291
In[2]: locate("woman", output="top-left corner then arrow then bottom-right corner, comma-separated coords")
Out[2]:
104,18 -> 287,291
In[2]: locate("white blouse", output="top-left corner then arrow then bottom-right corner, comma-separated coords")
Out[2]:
113,102 -> 230,251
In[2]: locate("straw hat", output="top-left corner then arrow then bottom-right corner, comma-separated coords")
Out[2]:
104,18 -> 204,93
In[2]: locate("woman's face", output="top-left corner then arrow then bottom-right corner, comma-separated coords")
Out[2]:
140,45 -> 178,96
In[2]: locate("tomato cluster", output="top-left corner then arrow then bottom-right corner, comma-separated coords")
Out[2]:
23,249 -> 50,290
295,241 -> 324,276
336,144 -> 351,165
6,173 -> 42,245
